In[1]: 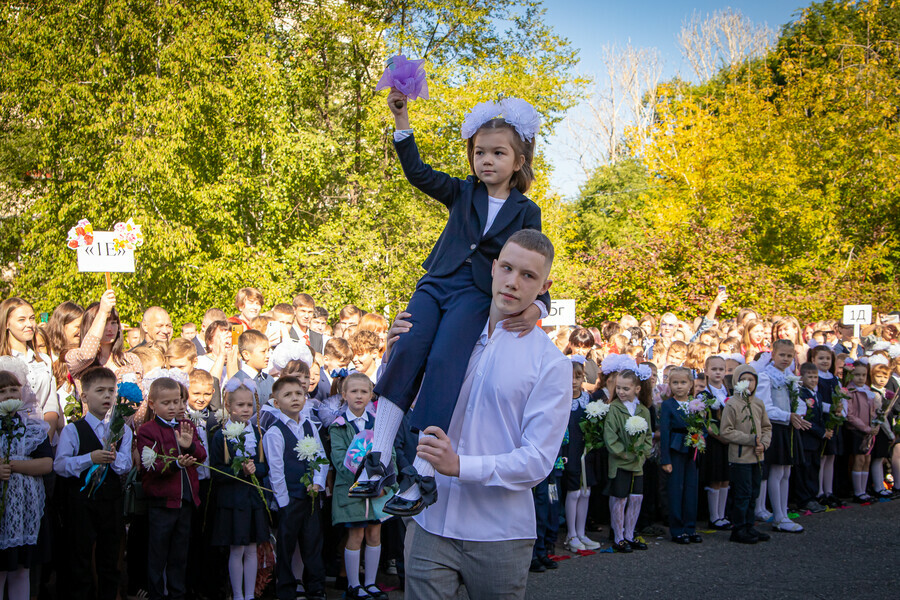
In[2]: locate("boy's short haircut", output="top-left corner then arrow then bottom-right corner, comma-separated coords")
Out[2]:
189,368 -> 214,387
250,315 -> 270,331
238,329 -> 268,355
772,338 -> 795,353
273,375 -> 303,397
129,344 -> 167,370
313,306 -> 328,319
273,303 -> 294,318
182,322 -> 196,330
166,337 -> 198,363
323,338 -> 353,362
504,229 -> 554,266
799,362 -> 818,376
282,359 -> 311,379
348,330 -> 379,356
339,305 -> 363,321
81,366 -> 117,391
235,287 -> 264,310
292,293 -> 315,309
202,308 -> 227,328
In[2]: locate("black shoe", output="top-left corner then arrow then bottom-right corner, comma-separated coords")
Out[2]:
308,592 -> 327,600
831,494 -> 846,508
671,534 -> 690,545
384,491 -> 433,517
711,519 -> 732,530
364,584 -> 388,600
747,527 -> 770,542
348,452 -> 397,498
529,557 -> 546,573
538,554 -> 558,569
343,587 -> 369,600
852,494 -> 872,504
625,538 -> 648,550
729,526 -> 758,544
611,540 -> 633,553
688,534 -> 703,543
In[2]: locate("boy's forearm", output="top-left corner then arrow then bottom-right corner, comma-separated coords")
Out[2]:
394,113 -> 410,130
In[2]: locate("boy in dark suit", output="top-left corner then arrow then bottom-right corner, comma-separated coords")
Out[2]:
792,362 -> 828,513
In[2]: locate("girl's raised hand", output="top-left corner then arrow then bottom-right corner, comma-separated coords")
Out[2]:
99,289 -> 116,315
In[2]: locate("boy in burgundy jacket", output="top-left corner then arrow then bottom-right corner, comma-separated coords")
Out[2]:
137,377 -> 207,600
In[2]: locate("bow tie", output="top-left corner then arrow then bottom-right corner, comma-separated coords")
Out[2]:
330,368 -> 349,378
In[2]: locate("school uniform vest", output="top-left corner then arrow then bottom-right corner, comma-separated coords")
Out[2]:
271,418 -> 315,500
771,384 -> 791,425
67,419 -> 122,501
800,387 -> 824,447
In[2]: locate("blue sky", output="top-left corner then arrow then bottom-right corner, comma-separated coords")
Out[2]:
542,0 -> 809,198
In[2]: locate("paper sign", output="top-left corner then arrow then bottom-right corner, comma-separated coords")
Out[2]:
842,305 -> 872,326
542,299 -> 576,327
77,231 -> 136,273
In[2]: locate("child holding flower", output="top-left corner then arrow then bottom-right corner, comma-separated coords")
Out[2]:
261,376 -> 328,600
562,357 -> 602,552
136,376 -> 207,600
0,367 -> 53,600
603,367 -> 652,553
719,365 -> 772,544
809,345 -> 845,507
696,355 -> 731,530
210,377 -> 269,600
659,367 -> 702,544
846,361 -> 877,503
329,372 -> 395,600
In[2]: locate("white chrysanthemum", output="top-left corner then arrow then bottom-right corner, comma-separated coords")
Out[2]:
785,374 -> 801,389
294,436 -> 321,462
585,401 -> 609,419
141,446 -> 158,471
733,380 -> 751,397
624,415 -> 648,436
223,422 -> 245,441
0,399 -> 23,417
498,97 -> 541,141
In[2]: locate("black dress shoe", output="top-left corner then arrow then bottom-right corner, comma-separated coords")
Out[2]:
365,584 -> 388,599
688,534 -> 703,543
538,554 -> 558,569
747,527 -> 770,542
343,586 -> 369,600
671,534 -> 690,545
625,538 -> 648,550
348,452 -> 396,498
611,540 -> 632,553
729,526 -> 758,544
384,472 -> 437,516
529,558 -> 546,573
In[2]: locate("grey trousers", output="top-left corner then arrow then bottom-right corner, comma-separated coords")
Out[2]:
404,521 -> 533,600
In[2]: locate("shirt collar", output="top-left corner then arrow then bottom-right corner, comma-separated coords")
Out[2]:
241,364 -> 260,379
156,415 -> 179,428
84,412 -> 104,430
10,348 -> 34,361
345,408 -> 369,424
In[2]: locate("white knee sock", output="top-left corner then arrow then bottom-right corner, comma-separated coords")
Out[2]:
575,491 -> 590,538
717,486 -> 729,521
7,567 -> 28,600
565,490 -> 580,540
818,456 -> 826,496
779,468 -> 791,518
768,466 -> 785,522
228,546 -> 246,600
610,497 -> 627,543
756,479 -> 768,515
706,488 -> 718,522
244,544 -> 257,599
872,460 -> 886,492
364,398 -> 404,479
852,471 -> 865,496
860,469 -> 870,495
822,455 -> 835,495
397,433 -> 436,501
345,548 -> 361,588
625,494 -> 643,540
364,544 -> 381,586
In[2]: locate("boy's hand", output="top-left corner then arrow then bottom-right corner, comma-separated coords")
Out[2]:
307,483 -> 323,494
824,429 -> 834,440
661,464 -> 673,473
387,88 -> 410,127
417,426 -> 459,477
177,454 -> 197,468
90,449 -> 116,464
755,442 -> 765,455
0,462 -> 10,481
242,460 -> 256,476
175,422 -> 194,450
502,303 -> 542,337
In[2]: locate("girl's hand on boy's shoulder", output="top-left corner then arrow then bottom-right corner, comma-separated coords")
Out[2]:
502,303 -> 542,337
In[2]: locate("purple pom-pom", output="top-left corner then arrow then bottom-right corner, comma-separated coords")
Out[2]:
376,54 -> 429,101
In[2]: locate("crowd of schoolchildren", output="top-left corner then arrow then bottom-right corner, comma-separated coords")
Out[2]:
0,284 -> 897,599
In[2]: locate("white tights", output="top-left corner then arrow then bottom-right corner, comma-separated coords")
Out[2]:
767,465 -> 792,522
819,455 -> 835,496
228,544 -> 258,600
565,489 -> 590,540
0,567 -> 29,600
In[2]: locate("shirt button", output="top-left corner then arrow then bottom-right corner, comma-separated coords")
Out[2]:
470,244 -> 476,250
